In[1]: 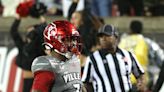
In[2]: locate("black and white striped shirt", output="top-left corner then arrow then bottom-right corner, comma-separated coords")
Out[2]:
81,48 -> 144,92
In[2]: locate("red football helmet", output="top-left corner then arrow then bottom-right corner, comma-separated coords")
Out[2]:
43,20 -> 82,57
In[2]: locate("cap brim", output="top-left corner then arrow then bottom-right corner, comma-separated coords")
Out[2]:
97,32 -> 112,37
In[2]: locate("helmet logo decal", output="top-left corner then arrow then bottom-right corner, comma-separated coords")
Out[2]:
44,23 -> 57,40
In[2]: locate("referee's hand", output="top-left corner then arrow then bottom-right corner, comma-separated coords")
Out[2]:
136,75 -> 147,92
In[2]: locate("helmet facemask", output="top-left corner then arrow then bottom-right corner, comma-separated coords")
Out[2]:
61,35 -> 82,55
43,35 -> 81,59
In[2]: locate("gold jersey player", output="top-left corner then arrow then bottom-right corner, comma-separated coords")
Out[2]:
31,20 -> 85,92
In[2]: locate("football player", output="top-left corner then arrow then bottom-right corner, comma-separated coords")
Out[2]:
31,20 -> 86,92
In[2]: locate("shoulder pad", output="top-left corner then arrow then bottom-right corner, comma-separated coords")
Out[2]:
31,56 -> 52,73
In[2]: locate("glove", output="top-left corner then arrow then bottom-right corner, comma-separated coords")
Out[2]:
16,0 -> 34,17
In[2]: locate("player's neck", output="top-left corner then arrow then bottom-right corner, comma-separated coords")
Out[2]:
51,51 -> 67,61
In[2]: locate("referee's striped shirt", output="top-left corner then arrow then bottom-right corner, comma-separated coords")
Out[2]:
81,48 -> 144,92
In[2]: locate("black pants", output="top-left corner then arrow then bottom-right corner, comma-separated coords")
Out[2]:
23,78 -> 33,92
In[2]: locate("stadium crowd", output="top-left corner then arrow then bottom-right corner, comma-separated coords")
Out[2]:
0,0 -> 164,17
0,0 -> 164,92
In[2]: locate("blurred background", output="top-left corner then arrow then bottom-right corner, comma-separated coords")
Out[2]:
0,0 -> 164,92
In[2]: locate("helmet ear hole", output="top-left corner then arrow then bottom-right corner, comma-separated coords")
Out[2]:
42,43 -> 52,50
45,45 -> 51,50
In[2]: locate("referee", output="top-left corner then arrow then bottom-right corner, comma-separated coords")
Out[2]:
81,24 -> 145,92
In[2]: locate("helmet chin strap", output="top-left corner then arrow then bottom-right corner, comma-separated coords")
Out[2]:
53,49 -> 73,59
43,43 -> 74,59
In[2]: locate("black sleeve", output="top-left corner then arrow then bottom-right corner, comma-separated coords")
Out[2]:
68,2 -> 78,20
10,19 -> 27,68
10,19 -> 25,50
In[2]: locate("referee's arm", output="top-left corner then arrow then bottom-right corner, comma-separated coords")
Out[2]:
129,52 -> 145,91
81,57 -> 94,92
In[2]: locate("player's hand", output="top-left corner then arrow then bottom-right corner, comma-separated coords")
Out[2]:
15,14 -> 21,20
40,16 -> 46,23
